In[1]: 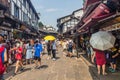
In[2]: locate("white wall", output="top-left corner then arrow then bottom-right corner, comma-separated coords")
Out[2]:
10,0 -> 39,29
11,1 -> 14,16
74,10 -> 83,18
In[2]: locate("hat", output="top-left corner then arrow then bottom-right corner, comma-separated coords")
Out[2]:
111,47 -> 117,51
0,34 -> 4,37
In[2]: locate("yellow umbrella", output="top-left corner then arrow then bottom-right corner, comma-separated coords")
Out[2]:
44,35 -> 56,40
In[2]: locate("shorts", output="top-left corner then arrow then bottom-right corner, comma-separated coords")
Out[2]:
68,48 -> 73,53
0,75 -> 4,80
47,50 -> 51,55
110,58 -> 117,64
34,56 -> 41,61
15,53 -> 22,60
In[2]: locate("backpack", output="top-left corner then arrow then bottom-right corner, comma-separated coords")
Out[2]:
0,46 -> 5,75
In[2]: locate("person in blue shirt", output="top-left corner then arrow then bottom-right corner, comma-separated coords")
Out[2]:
34,39 -> 43,69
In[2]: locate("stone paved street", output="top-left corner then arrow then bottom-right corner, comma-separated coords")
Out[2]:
5,47 -> 93,80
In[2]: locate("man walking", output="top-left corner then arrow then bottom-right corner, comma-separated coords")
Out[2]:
34,39 -> 43,69
52,40 -> 57,61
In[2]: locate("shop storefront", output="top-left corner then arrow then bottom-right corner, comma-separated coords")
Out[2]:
0,18 -> 13,40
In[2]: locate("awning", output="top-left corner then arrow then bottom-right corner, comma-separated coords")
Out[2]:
83,3 -> 111,23
96,13 -> 120,31
82,1 -> 101,20
83,0 -> 101,10
78,13 -> 114,32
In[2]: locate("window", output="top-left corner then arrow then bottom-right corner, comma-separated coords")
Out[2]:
23,13 -> 28,22
14,4 -> 19,19
23,0 -> 26,8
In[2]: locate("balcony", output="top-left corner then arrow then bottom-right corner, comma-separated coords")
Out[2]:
0,0 -> 9,8
0,0 -> 10,17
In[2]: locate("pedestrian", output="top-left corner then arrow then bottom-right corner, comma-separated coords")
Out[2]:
62,40 -> 67,56
10,41 -> 24,75
72,42 -> 77,57
92,49 -> 107,75
3,40 -> 11,73
0,35 -> 7,80
33,39 -> 43,69
109,46 -> 119,73
67,40 -> 73,58
41,39 -> 46,54
52,40 -> 57,61
47,41 -> 52,59
25,40 -> 34,65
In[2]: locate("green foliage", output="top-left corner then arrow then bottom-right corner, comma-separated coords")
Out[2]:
38,22 -> 44,29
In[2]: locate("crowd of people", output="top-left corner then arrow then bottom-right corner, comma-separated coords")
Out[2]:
60,39 -> 76,58
1,33 -> 120,79
79,36 -> 120,75
0,36 -> 79,79
0,34 -> 58,80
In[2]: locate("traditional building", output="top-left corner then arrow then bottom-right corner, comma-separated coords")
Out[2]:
57,15 -> 71,34
0,0 -> 40,39
10,0 -> 39,30
77,0 -> 120,34
57,8 -> 83,36
39,25 -> 57,38
74,0 -> 120,58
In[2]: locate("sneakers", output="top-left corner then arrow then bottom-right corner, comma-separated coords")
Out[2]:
52,58 -> 56,61
111,69 -> 116,73
37,66 -> 42,69
109,68 -> 116,73
20,67 -> 24,71
12,73 -> 17,77
34,66 -> 41,69
35,66 -> 39,69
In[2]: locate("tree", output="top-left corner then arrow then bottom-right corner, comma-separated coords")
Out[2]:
38,21 -> 44,29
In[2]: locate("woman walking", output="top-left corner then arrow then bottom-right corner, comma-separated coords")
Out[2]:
25,40 -> 34,65
92,49 -> 107,75
11,41 -> 24,75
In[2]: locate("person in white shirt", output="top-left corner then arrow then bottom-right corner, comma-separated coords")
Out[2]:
62,40 -> 67,56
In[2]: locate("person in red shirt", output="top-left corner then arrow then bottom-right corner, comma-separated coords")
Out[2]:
0,35 -> 7,80
11,41 -> 24,75
92,49 -> 107,75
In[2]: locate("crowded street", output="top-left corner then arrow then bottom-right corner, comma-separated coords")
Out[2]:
0,0 -> 120,80
5,46 -> 93,80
